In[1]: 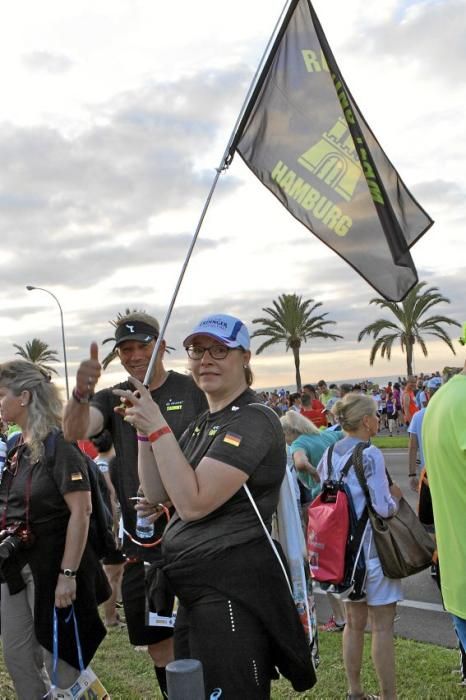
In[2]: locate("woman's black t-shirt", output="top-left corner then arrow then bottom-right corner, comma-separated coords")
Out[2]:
0,433 -> 90,528
162,389 -> 286,562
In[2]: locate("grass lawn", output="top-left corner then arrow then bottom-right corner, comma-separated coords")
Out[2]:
372,435 -> 408,449
1,626 -> 463,699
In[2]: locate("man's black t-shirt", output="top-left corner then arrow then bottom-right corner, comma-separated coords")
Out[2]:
90,370 -> 207,558
162,389 -> 286,563
0,433 -> 90,527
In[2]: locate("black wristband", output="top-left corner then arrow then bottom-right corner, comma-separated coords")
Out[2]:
408,473 -> 417,477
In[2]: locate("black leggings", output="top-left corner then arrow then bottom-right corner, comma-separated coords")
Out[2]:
174,590 -> 273,699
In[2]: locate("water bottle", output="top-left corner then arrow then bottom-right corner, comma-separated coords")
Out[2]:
135,514 -> 154,539
0,440 -> 7,479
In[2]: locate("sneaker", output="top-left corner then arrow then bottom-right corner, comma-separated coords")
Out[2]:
319,616 -> 345,632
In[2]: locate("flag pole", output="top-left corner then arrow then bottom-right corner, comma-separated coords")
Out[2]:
143,0 -> 295,387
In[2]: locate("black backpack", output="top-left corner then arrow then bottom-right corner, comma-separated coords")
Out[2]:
43,430 -> 117,559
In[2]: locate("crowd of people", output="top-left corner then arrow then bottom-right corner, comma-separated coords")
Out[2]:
258,372 -> 444,432
0,308 -> 463,699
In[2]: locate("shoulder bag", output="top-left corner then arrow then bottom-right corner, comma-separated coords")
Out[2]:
352,442 -> 435,579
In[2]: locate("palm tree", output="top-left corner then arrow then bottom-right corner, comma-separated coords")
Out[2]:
102,308 -> 146,369
251,293 -> 342,392
13,338 -> 60,374
357,282 -> 460,376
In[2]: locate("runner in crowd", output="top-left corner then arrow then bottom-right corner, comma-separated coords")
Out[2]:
90,430 -> 126,629
401,376 -> 419,426
385,392 -> 398,436
319,393 -> 403,700
0,361 -> 109,698
115,313 -> 315,697
280,410 -> 346,634
423,359 -> 466,658
63,311 -> 207,699
301,385 -> 327,428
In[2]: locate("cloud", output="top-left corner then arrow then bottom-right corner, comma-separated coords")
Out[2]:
0,232 -> 218,288
348,0 -> 466,85
412,179 -> 466,208
0,64 -> 249,289
0,65 -> 248,245
21,51 -> 74,74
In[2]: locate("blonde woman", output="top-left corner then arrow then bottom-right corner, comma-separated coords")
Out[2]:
318,393 -> 402,700
280,410 -> 343,499
0,361 -> 108,699
281,411 -> 347,633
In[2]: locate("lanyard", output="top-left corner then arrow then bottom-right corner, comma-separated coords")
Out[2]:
52,605 -> 85,689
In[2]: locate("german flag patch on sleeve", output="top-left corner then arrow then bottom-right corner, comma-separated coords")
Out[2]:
71,472 -> 83,481
223,432 -> 242,447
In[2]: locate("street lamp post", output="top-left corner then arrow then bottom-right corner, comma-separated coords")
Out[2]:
26,286 -> 70,399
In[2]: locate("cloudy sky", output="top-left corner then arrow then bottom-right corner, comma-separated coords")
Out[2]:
0,0 -> 464,393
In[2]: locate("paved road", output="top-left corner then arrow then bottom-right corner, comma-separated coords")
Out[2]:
315,448 -> 458,648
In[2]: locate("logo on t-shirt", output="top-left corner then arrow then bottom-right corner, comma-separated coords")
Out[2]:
165,399 -> 184,412
223,432 -> 242,447
71,472 -> 83,481
208,425 -> 220,436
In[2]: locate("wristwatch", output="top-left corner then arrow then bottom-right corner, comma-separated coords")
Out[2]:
59,568 -> 77,578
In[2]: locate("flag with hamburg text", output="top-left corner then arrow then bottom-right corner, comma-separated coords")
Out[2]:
228,0 -> 433,301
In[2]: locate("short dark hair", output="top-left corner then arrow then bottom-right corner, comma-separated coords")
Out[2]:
91,429 -> 113,453
339,383 -> 353,395
303,384 -> 316,393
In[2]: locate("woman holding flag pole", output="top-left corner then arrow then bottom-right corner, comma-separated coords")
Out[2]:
114,313 -> 316,698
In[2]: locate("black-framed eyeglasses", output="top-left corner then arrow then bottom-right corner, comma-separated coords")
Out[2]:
185,344 -> 232,360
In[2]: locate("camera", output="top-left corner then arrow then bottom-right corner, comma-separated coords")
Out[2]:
0,522 -> 35,562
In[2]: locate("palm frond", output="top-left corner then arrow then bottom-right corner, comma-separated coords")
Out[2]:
251,293 -> 342,388
358,280 -> 459,374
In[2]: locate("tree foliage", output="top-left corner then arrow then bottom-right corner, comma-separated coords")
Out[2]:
13,338 -> 60,374
357,282 -> 460,376
251,293 -> 342,392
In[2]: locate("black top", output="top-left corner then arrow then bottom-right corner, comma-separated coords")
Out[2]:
163,539 -> 316,692
0,433 -> 90,528
0,431 -> 108,670
91,370 -> 207,558
162,389 -> 286,562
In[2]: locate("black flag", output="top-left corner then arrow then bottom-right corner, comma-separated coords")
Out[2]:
228,0 -> 433,301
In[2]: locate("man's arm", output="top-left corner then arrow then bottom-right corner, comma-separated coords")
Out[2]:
407,431 -> 420,492
402,392 -> 411,423
292,449 -> 319,482
63,342 -> 105,440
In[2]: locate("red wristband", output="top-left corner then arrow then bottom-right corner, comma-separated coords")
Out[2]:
148,426 -> 172,443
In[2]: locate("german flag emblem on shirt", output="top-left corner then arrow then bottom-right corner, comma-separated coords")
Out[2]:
223,432 -> 242,447
71,472 -> 83,481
